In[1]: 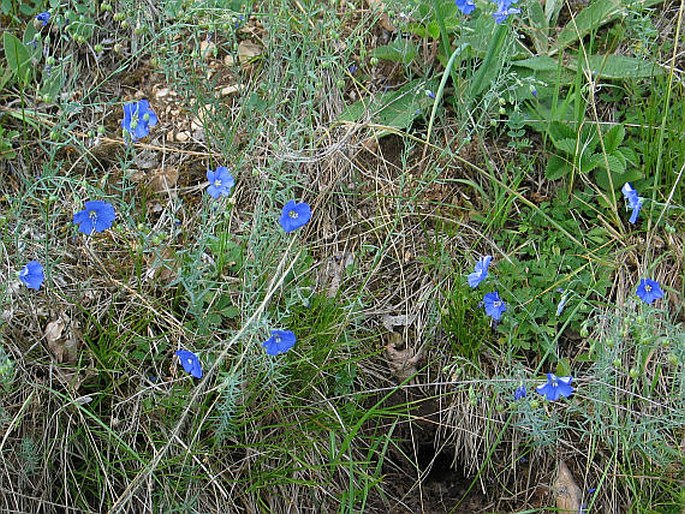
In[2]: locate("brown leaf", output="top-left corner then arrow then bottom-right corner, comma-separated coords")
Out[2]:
237,40 -> 262,62
45,315 -> 80,363
385,332 -> 422,382
148,166 -> 179,193
366,0 -> 396,31
554,461 -> 583,513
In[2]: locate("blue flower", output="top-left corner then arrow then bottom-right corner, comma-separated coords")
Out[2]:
621,182 -> 644,224
35,12 -> 50,27
73,200 -> 116,234
262,329 -> 297,356
514,384 -> 527,400
206,166 -> 235,199
483,291 -> 506,321
468,255 -> 492,288
535,373 -> 574,401
175,349 -> 203,378
19,260 -> 44,290
121,99 -> 158,141
279,200 -> 311,233
636,278 -> 664,305
455,0 -> 476,15
492,0 -> 520,23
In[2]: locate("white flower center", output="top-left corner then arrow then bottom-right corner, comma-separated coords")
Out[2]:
288,210 -> 299,219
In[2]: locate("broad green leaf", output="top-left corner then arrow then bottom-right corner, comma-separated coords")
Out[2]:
579,151 -> 601,173
527,0 -> 549,54
545,0 -> 564,25
557,0 -> 664,49
514,56 -> 559,72
603,124 -> 625,153
339,79 -> 437,136
594,163 -> 642,190
469,22 -> 508,97
552,137 -> 578,155
619,146 -> 637,165
597,152 -> 626,175
548,120 -> 577,141
545,154 -> 572,180
371,40 -> 418,65
3,32 -> 32,85
556,0 -> 624,50
568,55 -> 665,80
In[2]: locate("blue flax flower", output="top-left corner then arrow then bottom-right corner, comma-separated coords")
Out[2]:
455,0 -> 476,15
175,349 -> 203,378
514,384 -> 527,400
621,182 -> 644,224
279,200 -> 311,233
121,99 -> 158,141
262,329 -> 297,356
636,278 -> 664,305
492,0 -> 520,23
206,166 -> 235,199
468,255 -> 492,288
36,12 -> 50,27
19,260 -> 44,290
483,291 -> 506,321
535,373 -> 574,401
73,200 -> 116,234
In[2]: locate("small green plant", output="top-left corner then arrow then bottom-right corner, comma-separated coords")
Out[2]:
544,121 -> 641,190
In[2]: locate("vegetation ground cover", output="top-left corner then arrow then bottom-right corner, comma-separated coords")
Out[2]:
1,0 -> 684,512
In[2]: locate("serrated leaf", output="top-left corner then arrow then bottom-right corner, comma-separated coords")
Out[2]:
3,32 -> 32,85
548,120 -> 577,141
546,154 -> 572,180
579,152 -> 601,173
603,124 -> 625,152
371,40 -> 418,65
597,152 -> 626,175
553,137 -> 577,154
619,146 -> 637,164
594,165 -> 642,191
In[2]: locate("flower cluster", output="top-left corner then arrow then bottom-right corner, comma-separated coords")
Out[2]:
468,255 -> 507,321
455,0 -> 520,23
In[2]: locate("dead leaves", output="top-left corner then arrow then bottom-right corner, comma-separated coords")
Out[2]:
554,461 -> 583,513
383,314 -> 422,382
44,315 -> 81,363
